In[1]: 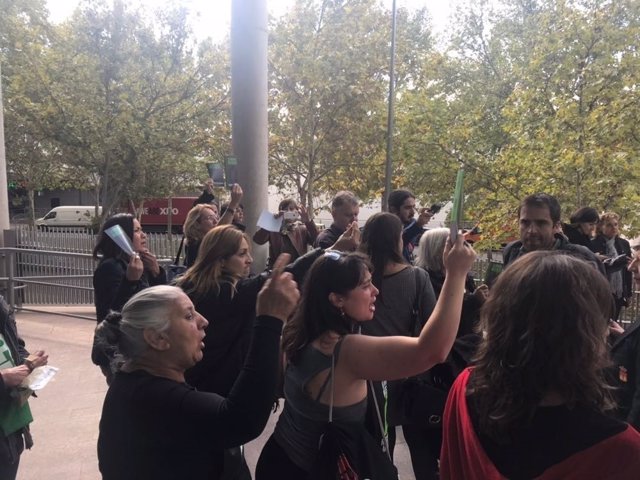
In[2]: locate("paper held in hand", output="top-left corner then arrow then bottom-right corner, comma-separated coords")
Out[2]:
105,224 -> 135,257
450,167 -> 465,243
21,365 -> 59,392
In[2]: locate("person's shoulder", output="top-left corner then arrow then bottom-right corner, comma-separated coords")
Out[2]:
560,241 -> 599,259
94,257 -> 125,275
502,240 -> 522,257
618,236 -> 631,249
609,424 -> 640,453
411,265 -> 430,282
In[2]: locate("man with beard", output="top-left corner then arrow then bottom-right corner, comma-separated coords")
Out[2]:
502,193 -> 603,274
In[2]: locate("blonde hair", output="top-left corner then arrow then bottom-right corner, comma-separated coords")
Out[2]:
183,204 -> 217,245
176,225 -> 248,299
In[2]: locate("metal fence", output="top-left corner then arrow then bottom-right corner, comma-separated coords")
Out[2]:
13,225 -> 183,259
4,226 -> 640,327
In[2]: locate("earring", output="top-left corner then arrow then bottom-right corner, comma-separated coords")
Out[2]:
339,307 -> 345,318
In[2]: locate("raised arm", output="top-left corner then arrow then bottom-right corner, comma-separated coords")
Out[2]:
340,235 -> 476,382
253,228 -> 270,245
219,184 -> 243,226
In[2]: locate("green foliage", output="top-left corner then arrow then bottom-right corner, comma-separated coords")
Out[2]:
1,0 -> 231,221
400,0 -> 640,246
267,0 -> 434,213
2,0 -> 640,243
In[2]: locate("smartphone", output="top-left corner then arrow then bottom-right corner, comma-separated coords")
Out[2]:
284,211 -> 300,221
429,203 -> 442,214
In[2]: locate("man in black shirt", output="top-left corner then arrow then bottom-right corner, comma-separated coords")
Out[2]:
314,191 -> 359,249
502,193 -> 604,274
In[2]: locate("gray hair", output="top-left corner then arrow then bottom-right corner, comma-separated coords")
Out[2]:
331,191 -> 359,210
95,285 -> 183,366
415,228 -> 449,273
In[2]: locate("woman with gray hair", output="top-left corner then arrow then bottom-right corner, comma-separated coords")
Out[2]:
95,255 -> 300,480
416,228 -> 487,338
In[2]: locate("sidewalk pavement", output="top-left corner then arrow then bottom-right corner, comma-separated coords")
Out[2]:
15,307 -> 414,480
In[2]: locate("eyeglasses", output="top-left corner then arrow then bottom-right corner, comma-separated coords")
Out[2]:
200,215 -> 218,223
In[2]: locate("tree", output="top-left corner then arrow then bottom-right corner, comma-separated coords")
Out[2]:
267,0 -> 434,213
397,0 -> 640,244
0,0 -> 70,224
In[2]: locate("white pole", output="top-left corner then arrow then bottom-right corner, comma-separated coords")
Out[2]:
0,64 -> 11,246
231,0 -> 269,272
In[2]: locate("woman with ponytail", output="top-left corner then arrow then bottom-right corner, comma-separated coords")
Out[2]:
96,263 -> 300,480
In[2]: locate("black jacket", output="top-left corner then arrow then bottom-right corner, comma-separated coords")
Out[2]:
610,321 -> 640,430
502,234 -> 606,276
590,235 -> 633,300
182,248 -> 325,396
562,223 -> 593,249
92,257 -> 167,367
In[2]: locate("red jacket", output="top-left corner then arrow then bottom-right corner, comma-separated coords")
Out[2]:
440,368 -> 640,480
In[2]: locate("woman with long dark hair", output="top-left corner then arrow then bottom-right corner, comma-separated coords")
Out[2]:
92,213 -> 166,383
358,212 -> 438,478
255,235 -> 476,479
441,252 -> 640,479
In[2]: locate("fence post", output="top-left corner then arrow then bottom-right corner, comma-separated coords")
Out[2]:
6,250 -> 14,309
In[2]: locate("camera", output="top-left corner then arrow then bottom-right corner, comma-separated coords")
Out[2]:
283,211 -> 300,221
429,203 -> 442,214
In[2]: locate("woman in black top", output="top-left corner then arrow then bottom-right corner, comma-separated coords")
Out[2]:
96,261 -> 299,480
92,214 -> 166,383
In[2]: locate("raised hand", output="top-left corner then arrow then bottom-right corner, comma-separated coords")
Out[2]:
257,254 -> 300,321
298,204 -> 310,223
416,208 -> 434,227
229,184 -> 243,208
139,250 -> 161,277
443,235 -> 476,278
126,253 -> 144,281
331,221 -> 360,252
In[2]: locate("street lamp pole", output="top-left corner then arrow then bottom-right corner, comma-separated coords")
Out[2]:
382,0 -> 397,212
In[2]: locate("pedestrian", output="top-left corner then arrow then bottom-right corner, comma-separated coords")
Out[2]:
183,184 -> 244,267
591,212 -> 632,321
253,198 -> 318,268
358,212 -> 438,478
440,251 -> 640,479
255,235 -> 475,479
0,296 -> 48,480
96,260 -> 300,480
92,214 -> 166,384
387,190 -> 434,263
562,207 -> 599,249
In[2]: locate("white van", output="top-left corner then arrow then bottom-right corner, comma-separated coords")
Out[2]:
36,206 -> 102,228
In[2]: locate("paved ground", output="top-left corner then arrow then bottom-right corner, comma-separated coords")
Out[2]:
14,307 -> 415,480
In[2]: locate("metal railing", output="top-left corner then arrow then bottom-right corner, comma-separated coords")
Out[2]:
0,247 -> 96,319
13,224 -> 183,259
4,227 -> 640,327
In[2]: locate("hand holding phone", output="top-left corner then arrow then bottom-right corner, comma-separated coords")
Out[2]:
283,211 -> 300,221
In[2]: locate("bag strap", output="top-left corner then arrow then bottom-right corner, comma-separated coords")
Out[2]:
174,236 -> 186,265
409,267 -> 422,337
368,379 -> 392,460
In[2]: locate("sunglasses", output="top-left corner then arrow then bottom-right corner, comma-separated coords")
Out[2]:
324,250 -> 345,261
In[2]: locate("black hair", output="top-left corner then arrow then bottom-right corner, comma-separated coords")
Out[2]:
359,212 -> 406,296
281,252 -> 371,364
93,214 -> 135,260
570,207 -> 599,224
518,193 -> 561,224
388,189 -> 415,212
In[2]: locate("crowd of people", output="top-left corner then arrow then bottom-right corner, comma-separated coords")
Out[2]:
43,183 -> 639,480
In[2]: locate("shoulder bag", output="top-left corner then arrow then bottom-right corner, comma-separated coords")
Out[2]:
309,344 -> 398,480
